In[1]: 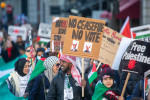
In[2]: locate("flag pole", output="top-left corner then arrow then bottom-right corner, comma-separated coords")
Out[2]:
82,57 -> 84,97
96,62 -> 101,71
121,72 -> 131,97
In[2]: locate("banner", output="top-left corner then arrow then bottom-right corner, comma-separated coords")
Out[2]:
98,26 -> 124,66
135,34 -> 150,43
38,23 -> 51,43
51,17 -> 68,52
8,26 -> 27,42
144,69 -> 150,100
119,40 -> 150,75
62,15 -> 105,59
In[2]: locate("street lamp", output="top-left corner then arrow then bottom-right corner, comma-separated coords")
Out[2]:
0,2 -> 6,9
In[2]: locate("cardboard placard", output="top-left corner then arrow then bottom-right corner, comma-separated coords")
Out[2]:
38,23 -> 51,43
62,15 -> 105,59
50,17 -> 68,52
0,31 -> 3,41
8,26 -> 27,42
98,26 -> 124,67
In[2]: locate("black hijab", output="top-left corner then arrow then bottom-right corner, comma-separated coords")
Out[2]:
15,58 -> 28,77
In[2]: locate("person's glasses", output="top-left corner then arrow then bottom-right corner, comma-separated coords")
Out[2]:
56,63 -> 60,68
26,50 -> 30,52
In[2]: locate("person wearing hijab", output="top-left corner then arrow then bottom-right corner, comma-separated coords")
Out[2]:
28,56 -> 60,100
6,58 -> 30,97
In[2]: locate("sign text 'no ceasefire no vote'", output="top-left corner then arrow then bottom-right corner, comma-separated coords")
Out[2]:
63,16 -> 105,59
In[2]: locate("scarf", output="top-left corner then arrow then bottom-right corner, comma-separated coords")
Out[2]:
44,67 -> 57,83
64,74 -> 73,100
7,47 -> 13,58
92,82 -> 110,100
60,55 -> 82,86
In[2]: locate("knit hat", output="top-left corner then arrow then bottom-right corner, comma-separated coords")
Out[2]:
43,56 -> 59,69
15,58 -> 29,77
100,64 -> 114,81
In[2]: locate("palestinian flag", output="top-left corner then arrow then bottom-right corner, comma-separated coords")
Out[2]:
29,57 -> 46,81
0,74 -> 27,100
88,62 -> 98,84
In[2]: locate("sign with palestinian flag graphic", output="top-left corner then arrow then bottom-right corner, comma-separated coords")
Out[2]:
144,69 -> 150,100
8,26 -> 27,42
119,40 -> 150,75
38,23 -> 51,43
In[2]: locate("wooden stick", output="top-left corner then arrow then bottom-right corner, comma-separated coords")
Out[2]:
96,62 -> 101,71
90,59 -> 94,65
41,43 -> 44,47
82,58 -> 84,97
121,72 -> 131,97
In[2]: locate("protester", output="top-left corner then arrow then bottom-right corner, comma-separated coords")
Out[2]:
130,79 -> 144,99
92,65 -> 123,100
6,58 -> 30,97
28,56 -> 60,100
15,35 -> 25,55
47,55 -> 93,100
36,47 -> 45,60
25,46 -> 37,72
1,38 -> 20,62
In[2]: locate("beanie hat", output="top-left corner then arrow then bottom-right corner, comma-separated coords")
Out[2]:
43,56 -> 59,69
100,64 -> 114,81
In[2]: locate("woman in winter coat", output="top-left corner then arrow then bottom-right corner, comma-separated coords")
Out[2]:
1,38 -> 20,62
28,56 -> 60,100
6,58 -> 30,97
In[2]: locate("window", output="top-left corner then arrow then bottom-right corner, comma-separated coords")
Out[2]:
50,6 -> 60,14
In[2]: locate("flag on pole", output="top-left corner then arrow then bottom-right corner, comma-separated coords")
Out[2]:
88,62 -> 98,84
29,57 -> 46,81
120,16 -> 136,39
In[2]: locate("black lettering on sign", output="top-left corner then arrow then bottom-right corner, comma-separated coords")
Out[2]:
58,28 -> 66,34
54,35 -> 61,41
68,18 -> 77,28
85,31 -> 101,43
55,20 -> 63,27
72,29 -> 83,40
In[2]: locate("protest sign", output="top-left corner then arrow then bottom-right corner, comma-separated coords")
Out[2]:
144,69 -> 150,100
62,15 -> 105,59
135,34 -> 150,43
0,31 -> 3,41
50,17 -> 68,52
38,23 -> 51,43
8,26 -> 27,41
119,40 -> 150,75
98,26 -> 124,66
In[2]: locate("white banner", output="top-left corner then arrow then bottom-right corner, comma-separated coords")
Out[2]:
8,26 -> 27,41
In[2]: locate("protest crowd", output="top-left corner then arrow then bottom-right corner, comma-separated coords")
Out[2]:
0,9 -> 150,100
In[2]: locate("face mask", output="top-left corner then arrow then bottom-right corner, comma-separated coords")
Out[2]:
37,56 -> 41,60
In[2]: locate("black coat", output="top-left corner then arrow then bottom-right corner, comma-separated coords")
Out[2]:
47,70 -> 93,100
1,41 -> 20,62
28,74 -> 50,100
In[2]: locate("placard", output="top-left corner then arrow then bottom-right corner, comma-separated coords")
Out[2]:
8,26 -> 27,41
50,17 -> 68,52
98,26 -> 124,67
62,15 -> 105,59
119,40 -> 150,75
144,69 -> 150,100
38,23 -> 51,43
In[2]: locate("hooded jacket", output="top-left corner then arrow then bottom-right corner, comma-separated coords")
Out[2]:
46,70 -> 93,100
